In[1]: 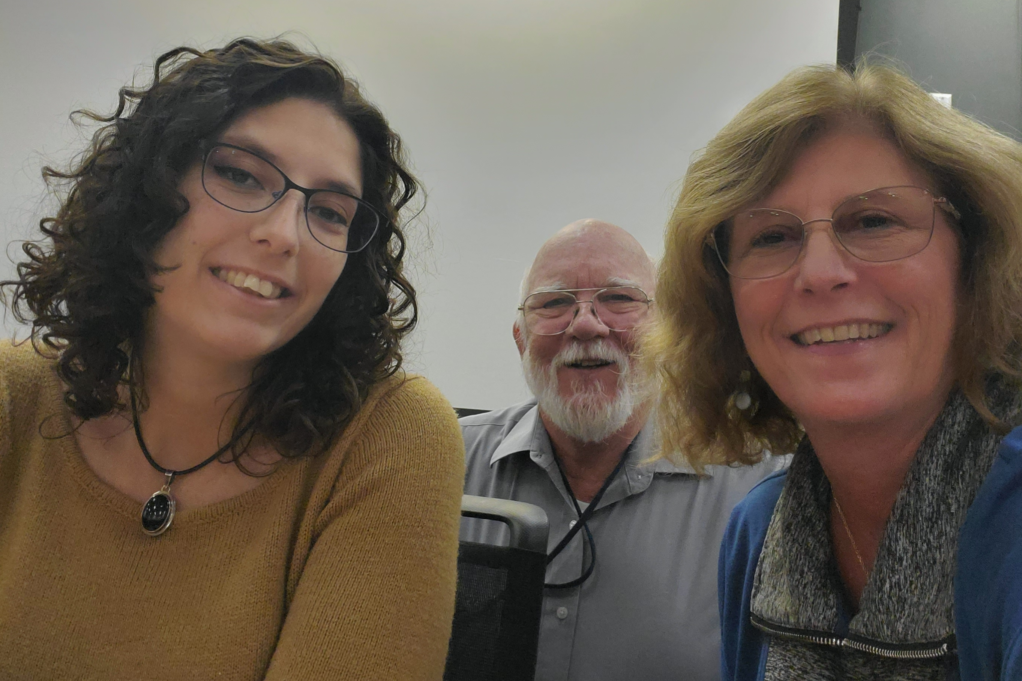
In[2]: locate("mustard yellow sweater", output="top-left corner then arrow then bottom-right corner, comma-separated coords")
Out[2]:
0,341 -> 465,680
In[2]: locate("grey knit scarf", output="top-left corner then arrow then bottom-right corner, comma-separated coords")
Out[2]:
749,385 -> 1020,680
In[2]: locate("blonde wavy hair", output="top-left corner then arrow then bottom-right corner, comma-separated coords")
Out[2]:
648,61 -> 1022,469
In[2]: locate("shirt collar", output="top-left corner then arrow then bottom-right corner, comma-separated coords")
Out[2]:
488,401 -> 702,478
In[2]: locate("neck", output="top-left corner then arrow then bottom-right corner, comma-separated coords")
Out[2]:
806,391 -> 949,528
803,389 -> 950,593
133,331 -> 258,471
540,401 -> 649,502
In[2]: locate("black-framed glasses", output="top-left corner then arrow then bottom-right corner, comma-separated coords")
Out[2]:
710,186 -> 961,280
201,143 -> 383,254
518,286 -> 653,336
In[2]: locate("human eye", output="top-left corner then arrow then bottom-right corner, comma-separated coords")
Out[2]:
731,210 -> 801,258
840,211 -> 904,234
748,225 -> 801,249
598,289 -> 642,304
525,293 -> 573,317
540,295 -> 574,309
212,163 -> 263,190
308,194 -> 356,233
308,205 -> 350,227
603,289 -> 637,301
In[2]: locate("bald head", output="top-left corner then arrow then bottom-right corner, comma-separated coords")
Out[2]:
522,219 -> 655,302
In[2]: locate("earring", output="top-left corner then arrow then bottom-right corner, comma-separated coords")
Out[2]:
734,370 -> 752,411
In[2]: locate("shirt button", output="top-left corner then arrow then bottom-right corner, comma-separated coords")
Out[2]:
556,607 -> 569,620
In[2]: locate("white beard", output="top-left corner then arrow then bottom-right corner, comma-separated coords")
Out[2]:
522,338 -> 645,443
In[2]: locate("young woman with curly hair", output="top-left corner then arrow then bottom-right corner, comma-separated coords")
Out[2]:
0,38 -> 464,679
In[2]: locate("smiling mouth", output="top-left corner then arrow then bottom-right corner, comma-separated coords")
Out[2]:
212,268 -> 290,300
792,322 -> 894,346
564,359 -> 615,369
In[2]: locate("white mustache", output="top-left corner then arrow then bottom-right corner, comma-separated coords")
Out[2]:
551,339 -> 631,369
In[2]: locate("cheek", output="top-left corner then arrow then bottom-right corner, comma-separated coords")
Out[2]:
526,337 -> 559,364
730,282 -> 778,354
306,254 -> 348,304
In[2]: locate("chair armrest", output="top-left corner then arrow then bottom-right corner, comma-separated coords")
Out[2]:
460,495 -> 548,554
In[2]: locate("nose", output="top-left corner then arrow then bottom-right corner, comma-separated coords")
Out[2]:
564,299 -> 611,340
250,189 -> 304,255
791,220 -> 858,293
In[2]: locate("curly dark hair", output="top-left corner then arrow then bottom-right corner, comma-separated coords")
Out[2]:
1,37 -> 422,462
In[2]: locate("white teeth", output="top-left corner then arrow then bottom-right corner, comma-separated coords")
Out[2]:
214,268 -> 284,300
798,323 -> 890,346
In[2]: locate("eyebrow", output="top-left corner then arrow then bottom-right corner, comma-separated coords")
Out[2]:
528,282 -> 568,295
529,279 -> 646,295
218,134 -> 364,197
606,277 -> 644,288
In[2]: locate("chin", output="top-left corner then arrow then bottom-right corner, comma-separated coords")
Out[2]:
785,385 -> 912,430
196,327 -> 291,366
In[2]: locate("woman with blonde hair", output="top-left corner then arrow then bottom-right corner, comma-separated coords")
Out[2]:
649,62 -> 1022,680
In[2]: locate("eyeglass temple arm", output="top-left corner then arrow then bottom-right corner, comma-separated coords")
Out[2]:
936,197 -> 961,221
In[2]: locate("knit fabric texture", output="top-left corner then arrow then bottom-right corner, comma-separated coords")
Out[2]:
751,384 -> 1020,680
0,341 -> 465,680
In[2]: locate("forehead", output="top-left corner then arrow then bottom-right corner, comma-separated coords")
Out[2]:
759,125 -> 933,211
219,97 -> 364,194
528,233 -> 651,290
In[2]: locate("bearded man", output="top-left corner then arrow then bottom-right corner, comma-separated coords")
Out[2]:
460,219 -> 785,681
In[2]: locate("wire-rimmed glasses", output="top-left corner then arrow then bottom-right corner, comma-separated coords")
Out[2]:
518,286 -> 653,336
710,186 -> 961,280
201,143 -> 383,254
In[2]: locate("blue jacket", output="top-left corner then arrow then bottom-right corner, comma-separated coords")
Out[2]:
718,426 -> 1022,681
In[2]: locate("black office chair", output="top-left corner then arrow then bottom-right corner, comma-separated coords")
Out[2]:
444,495 -> 549,681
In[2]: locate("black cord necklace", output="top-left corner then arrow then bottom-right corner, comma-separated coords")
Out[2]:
131,391 -> 249,537
544,448 -> 629,589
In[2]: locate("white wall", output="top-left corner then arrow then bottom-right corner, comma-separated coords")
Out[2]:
0,0 -> 839,410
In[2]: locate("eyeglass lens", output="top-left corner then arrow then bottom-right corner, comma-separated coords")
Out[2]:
720,186 -> 938,279
202,145 -> 379,253
522,287 -> 650,335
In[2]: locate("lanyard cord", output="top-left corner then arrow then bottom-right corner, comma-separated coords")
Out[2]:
544,449 -> 629,590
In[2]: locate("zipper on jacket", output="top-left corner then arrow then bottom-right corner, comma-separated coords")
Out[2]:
750,613 -> 955,660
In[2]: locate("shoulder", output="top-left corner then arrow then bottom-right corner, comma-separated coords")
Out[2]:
956,425 -> 1022,680
0,339 -> 59,429
717,468 -> 784,681
458,399 -> 536,433
312,372 -> 464,485
367,373 -> 458,424
964,425 -> 1022,529
0,338 -> 52,382
459,399 -> 536,458
354,374 -> 463,462
703,455 -> 791,496
722,468 -> 787,560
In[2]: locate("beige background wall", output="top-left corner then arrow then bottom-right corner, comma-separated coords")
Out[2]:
0,0 -> 839,409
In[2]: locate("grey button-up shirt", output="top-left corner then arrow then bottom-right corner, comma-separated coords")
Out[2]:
460,400 -> 787,681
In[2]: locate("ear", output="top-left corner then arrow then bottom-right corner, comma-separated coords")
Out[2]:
513,320 -> 526,357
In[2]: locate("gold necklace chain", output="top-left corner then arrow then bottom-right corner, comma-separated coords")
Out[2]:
833,496 -> 869,579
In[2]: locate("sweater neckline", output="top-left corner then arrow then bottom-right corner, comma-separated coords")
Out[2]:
749,384 -> 1017,651
44,364 -> 307,529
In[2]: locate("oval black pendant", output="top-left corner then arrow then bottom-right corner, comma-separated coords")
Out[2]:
141,490 -> 176,536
